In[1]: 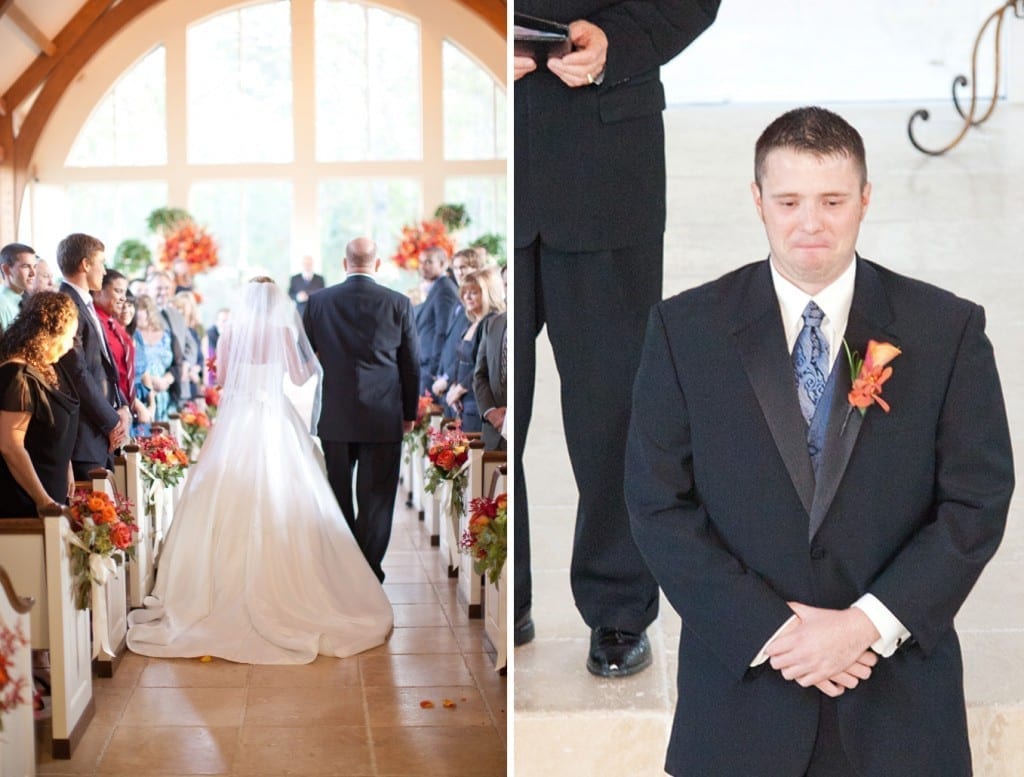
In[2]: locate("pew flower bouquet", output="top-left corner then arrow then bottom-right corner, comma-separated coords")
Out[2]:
424,424 -> 471,522
138,430 -> 190,490
403,393 -> 435,459
459,493 -> 507,584
203,384 -> 222,420
68,489 -> 139,610
179,401 -> 211,458
0,616 -> 30,731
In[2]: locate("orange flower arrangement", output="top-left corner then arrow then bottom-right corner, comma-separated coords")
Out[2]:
158,220 -> 219,276
68,489 -> 139,609
138,430 -> 190,489
179,401 -> 212,455
459,493 -> 507,583
845,339 -> 901,415
424,423 -> 470,518
392,219 -> 455,271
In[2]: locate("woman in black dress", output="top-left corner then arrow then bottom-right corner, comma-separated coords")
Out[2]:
0,291 -> 80,517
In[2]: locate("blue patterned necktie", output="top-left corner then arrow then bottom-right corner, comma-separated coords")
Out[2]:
792,301 -> 829,425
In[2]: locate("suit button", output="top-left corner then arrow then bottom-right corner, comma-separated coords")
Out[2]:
810,546 -> 826,560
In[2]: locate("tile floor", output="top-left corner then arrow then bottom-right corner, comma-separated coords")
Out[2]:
34,497 -> 507,776
515,101 -> 1024,776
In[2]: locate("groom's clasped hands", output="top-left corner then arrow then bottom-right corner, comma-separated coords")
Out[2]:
765,602 -> 881,698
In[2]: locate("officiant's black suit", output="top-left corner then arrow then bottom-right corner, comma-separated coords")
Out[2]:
514,0 -> 721,637
626,257 -> 1014,776
303,274 -> 420,581
59,281 -> 124,477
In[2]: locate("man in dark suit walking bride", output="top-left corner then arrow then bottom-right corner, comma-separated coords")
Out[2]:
303,237 -> 421,582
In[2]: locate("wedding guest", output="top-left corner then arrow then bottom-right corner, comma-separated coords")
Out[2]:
414,246 -> 458,394
121,292 -> 138,336
57,232 -> 130,477
474,310 -> 506,451
626,105 -> 1014,777
444,267 -> 504,432
288,255 -> 325,317
0,291 -> 80,517
514,0 -> 721,667
128,278 -> 148,299
148,270 -> 195,407
173,291 -> 204,397
30,258 -> 56,294
433,248 -> 489,413
172,258 -> 194,295
133,294 -> 175,422
0,243 -> 37,332
94,270 -> 151,429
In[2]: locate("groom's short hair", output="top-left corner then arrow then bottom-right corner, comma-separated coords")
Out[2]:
345,239 -> 377,269
754,106 -> 867,189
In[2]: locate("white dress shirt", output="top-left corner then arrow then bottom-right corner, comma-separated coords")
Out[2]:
751,256 -> 911,666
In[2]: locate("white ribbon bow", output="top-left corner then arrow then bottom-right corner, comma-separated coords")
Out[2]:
65,529 -> 121,659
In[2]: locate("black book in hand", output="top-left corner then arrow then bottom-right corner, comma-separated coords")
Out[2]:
514,12 -> 571,62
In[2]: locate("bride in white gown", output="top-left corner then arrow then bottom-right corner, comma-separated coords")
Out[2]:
127,277 -> 393,663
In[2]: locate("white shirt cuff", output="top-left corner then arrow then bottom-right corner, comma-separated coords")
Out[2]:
750,614 -> 798,667
852,593 -> 911,657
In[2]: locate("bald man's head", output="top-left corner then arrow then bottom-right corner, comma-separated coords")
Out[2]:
345,237 -> 379,273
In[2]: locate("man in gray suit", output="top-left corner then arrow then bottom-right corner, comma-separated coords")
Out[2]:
303,237 -> 420,581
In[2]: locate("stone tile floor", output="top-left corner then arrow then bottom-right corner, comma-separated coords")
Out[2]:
34,498 -> 506,776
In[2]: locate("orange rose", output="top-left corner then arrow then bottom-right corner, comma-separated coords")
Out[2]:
110,522 -> 134,550
495,493 -> 508,511
94,505 -> 118,525
436,449 -> 456,470
86,494 -> 107,513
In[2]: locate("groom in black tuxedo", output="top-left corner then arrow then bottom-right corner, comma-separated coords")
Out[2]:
626,107 -> 1014,776
303,237 -> 420,581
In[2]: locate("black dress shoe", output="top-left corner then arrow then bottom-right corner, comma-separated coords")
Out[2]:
587,627 -> 652,678
514,612 -> 535,646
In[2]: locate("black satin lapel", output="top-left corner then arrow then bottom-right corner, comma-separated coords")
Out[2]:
808,354 -> 862,540
735,314 -> 816,517
807,260 -> 894,539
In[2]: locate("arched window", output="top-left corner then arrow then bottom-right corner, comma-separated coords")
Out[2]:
22,0 -> 505,316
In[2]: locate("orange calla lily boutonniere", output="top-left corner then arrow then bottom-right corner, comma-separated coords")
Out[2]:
843,339 -> 902,417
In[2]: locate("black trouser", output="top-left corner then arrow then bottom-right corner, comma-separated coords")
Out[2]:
514,238 -> 661,633
322,440 -> 402,582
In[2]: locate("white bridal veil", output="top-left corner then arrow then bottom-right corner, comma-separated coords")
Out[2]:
216,278 -> 323,433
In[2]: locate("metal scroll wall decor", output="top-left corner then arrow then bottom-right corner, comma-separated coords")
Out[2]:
907,0 -> 1023,156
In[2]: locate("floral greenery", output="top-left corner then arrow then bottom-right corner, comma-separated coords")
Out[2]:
459,493 -> 507,584
113,239 -> 153,278
433,203 -> 470,232
403,393 -> 435,460
138,431 -> 189,490
392,219 -> 455,271
68,489 -> 139,610
146,207 -> 192,234
469,232 -> 506,266
179,401 -> 211,457
424,424 -> 470,521
0,615 -> 30,732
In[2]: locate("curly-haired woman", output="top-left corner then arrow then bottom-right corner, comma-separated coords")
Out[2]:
0,291 -> 80,517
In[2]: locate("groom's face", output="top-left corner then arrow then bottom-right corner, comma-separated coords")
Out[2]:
752,147 -> 870,295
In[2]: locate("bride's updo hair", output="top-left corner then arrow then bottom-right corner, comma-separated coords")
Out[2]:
250,276 -> 275,284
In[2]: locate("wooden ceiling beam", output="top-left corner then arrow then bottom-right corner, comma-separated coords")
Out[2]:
456,0 -> 506,38
6,3 -> 58,57
2,0 -> 115,113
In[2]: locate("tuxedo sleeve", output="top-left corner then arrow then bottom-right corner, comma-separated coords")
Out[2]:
397,298 -> 421,421
59,336 -> 119,435
626,304 -> 794,679
474,321 -> 498,417
861,304 -> 1013,655
592,0 -> 720,86
429,286 -> 459,380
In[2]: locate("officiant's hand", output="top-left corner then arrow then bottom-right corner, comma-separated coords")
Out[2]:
402,420 -> 415,434
514,56 -> 536,81
547,20 -> 607,88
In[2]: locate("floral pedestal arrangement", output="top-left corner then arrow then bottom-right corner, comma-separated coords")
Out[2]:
424,425 -> 469,572
460,493 -> 507,669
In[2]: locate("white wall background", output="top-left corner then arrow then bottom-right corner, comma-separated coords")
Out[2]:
663,1 -> 1024,104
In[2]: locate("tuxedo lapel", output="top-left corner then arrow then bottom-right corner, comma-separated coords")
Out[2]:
733,262 -> 816,517
808,258 -> 897,539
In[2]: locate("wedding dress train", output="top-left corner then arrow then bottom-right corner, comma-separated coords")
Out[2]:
127,280 -> 393,664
